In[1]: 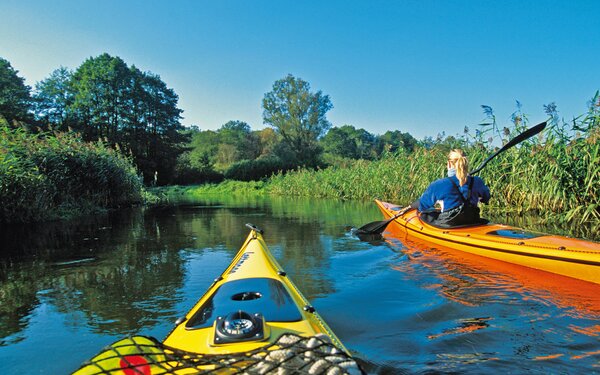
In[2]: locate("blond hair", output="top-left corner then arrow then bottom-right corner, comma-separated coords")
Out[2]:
448,149 -> 469,186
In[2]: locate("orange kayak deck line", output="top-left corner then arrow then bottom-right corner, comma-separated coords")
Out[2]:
375,200 -> 600,285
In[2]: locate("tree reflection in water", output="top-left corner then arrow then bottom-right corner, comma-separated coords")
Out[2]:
1,195 -> 598,374
0,196 -> 357,348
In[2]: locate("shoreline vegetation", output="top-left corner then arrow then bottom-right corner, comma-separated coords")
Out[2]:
154,106 -> 600,229
2,106 -> 598,235
0,126 -> 144,223
1,54 -> 598,235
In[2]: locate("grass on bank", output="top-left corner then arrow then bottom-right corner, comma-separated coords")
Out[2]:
149,180 -> 267,203
161,105 -> 599,226
0,125 -> 143,223
266,125 -> 599,224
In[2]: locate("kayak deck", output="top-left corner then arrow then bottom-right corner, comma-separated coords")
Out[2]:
163,224 -> 346,354
376,200 -> 600,285
72,224 -> 361,374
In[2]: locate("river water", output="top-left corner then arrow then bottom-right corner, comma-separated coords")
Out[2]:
1,195 -> 599,374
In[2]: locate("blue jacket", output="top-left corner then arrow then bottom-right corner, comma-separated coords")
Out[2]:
418,175 -> 490,212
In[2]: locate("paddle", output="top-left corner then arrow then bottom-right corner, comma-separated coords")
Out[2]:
354,206 -> 412,235
469,121 -> 547,175
355,121 -> 547,236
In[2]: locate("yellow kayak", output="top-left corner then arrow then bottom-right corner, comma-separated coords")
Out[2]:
73,224 -> 361,374
376,200 -> 600,285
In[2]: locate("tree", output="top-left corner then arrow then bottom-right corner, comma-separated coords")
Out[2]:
321,125 -> 378,160
218,120 -> 260,162
188,129 -> 220,166
321,126 -> 357,158
216,143 -> 239,167
33,67 -> 74,130
255,127 -> 279,156
69,53 -> 132,141
59,53 -> 185,184
378,130 -> 418,154
132,70 -> 186,183
0,57 -> 32,125
262,74 -> 332,167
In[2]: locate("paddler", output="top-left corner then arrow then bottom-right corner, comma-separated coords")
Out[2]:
411,149 -> 491,227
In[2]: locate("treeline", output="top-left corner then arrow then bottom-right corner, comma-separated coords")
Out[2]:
2,55 -> 420,187
1,54 -> 173,222
267,99 -> 600,225
0,54 -> 421,222
178,121 -> 418,183
1,54 -> 185,184
178,74 -> 419,183
2,52 -> 598,225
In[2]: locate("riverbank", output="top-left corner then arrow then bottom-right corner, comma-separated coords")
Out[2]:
152,124 -> 600,227
0,126 -> 144,223
3,112 -> 598,229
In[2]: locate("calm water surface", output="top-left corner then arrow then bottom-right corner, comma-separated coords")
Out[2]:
1,195 -> 600,374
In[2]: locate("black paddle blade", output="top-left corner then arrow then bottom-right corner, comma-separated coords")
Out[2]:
355,219 -> 393,235
502,121 -> 547,150
470,121 -> 546,175
355,206 -> 411,235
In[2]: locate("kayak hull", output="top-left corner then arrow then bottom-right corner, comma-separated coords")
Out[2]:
376,200 -> 600,285
162,226 -> 347,354
72,226 -> 358,374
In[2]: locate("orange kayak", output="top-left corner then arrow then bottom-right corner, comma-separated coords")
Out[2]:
375,200 -> 600,285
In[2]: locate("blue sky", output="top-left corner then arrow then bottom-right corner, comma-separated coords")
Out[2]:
1,0 -> 599,139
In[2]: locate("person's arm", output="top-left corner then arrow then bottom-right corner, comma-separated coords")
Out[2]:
410,199 -> 420,209
418,183 -> 437,211
475,177 -> 491,204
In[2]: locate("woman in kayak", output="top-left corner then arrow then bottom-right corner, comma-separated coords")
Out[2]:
412,149 -> 491,227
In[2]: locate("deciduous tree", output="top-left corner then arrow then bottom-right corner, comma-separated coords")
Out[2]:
33,67 -> 73,130
262,74 -> 332,167
321,125 -> 378,160
63,53 -> 185,183
0,57 -> 32,125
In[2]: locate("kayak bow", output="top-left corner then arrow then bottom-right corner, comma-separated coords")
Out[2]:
376,200 -> 600,285
162,223 -> 347,353
73,224 -> 361,374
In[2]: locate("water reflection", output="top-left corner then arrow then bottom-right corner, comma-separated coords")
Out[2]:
390,234 -> 600,319
0,197 -> 358,352
0,264 -> 39,346
1,195 -> 599,374
383,229 -> 600,372
0,209 -> 189,343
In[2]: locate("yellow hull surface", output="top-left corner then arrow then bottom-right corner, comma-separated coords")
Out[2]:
376,200 -> 600,285
162,224 -> 347,354
72,224 -> 359,374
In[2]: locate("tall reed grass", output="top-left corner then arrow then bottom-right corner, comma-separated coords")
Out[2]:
268,102 -> 600,225
0,126 -> 143,223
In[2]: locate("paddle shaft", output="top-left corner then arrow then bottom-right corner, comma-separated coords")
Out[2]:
469,121 -> 546,175
355,206 -> 411,235
356,121 -> 547,235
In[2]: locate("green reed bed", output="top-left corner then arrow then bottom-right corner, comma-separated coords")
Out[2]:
0,126 -> 143,223
268,148 -> 440,201
268,113 -> 599,225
